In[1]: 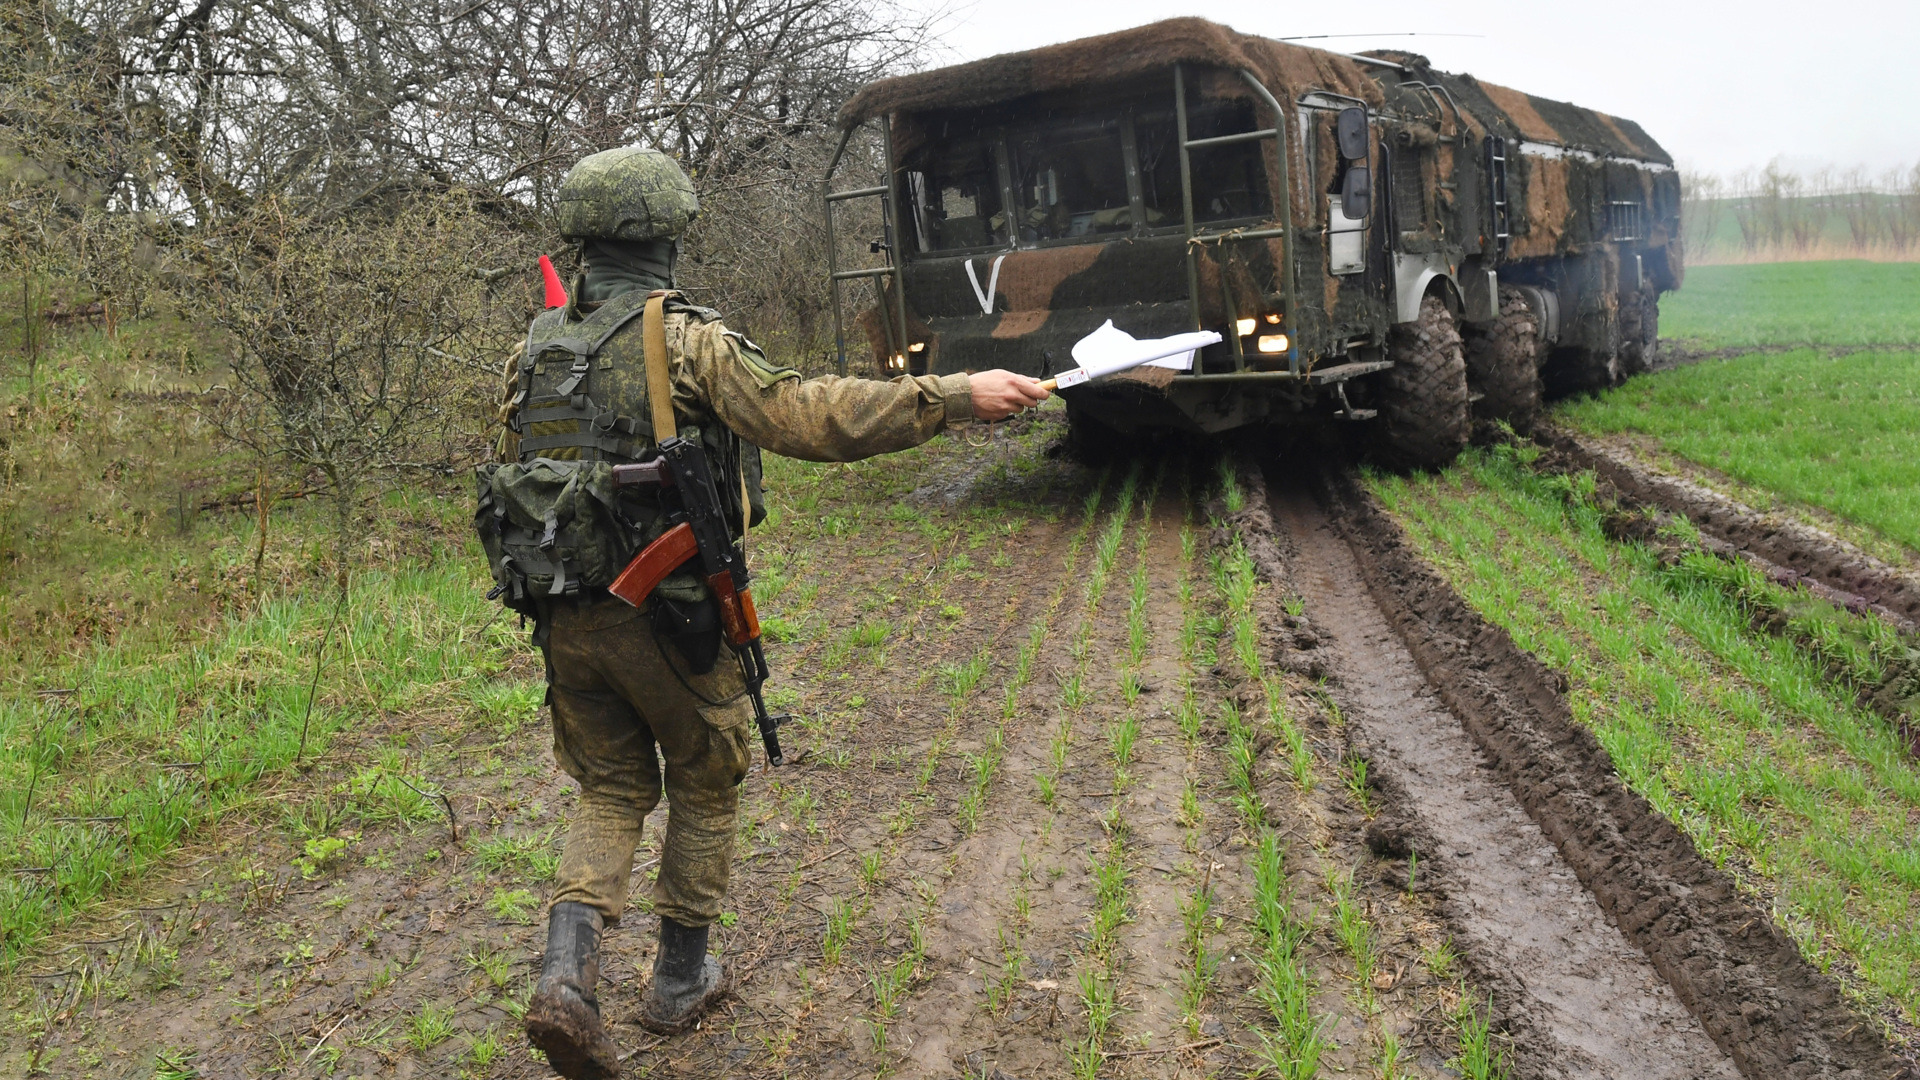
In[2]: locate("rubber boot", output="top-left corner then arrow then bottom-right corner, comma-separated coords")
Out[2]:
637,917 -> 731,1035
524,902 -> 621,1079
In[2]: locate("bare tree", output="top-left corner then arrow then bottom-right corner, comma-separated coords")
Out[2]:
2,0 -> 930,321
1890,166 -> 1920,257
1680,168 -> 1725,261
192,192 -> 537,585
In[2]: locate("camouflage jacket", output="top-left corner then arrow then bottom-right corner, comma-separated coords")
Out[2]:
499,291 -> 975,464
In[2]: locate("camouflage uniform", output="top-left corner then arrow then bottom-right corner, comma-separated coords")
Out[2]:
535,305 -> 972,928
501,146 -> 976,1077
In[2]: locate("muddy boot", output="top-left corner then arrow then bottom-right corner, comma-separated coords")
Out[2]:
525,902 -> 621,1079
637,917 -> 731,1035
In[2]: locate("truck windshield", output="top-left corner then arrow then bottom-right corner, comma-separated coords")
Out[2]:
1137,99 -> 1273,223
903,91 -> 1273,253
1009,122 -> 1134,241
906,139 -> 1007,253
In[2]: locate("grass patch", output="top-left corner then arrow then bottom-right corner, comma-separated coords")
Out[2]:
1562,348 -> 1920,550
1371,444 -> 1920,1022
0,566 -> 510,968
1659,262 -> 1920,348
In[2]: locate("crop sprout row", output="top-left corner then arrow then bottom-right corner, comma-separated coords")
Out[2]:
1172,493 -> 1219,1034
1215,538 -> 1314,789
1039,464 -> 1141,807
1066,466 -> 1162,1080
1110,461 -> 1166,792
958,467 -> 1111,833
866,917 -> 927,1060
1208,455 -> 1422,1075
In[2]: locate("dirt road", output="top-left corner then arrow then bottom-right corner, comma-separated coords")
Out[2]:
8,422 -> 1903,1079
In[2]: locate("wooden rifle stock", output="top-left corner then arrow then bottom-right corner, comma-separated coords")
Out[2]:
707,575 -> 762,646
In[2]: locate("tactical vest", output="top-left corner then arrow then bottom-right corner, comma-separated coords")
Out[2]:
474,289 -> 764,613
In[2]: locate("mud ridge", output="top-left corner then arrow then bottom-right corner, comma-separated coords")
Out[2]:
1538,424 -> 1920,628
1653,340 -> 1920,371
1264,469 -> 1739,1080
1315,466 -> 1914,1080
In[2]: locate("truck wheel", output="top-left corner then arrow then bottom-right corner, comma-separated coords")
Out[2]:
1464,286 -> 1543,432
1543,341 -> 1620,397
1618,285 -> 1659,375
1374,295 -> 1471,470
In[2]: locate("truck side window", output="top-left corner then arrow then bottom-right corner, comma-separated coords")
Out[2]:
1137,99 -> 1272,226
907,139 -> 1008,253
1009,124 -> 1133,241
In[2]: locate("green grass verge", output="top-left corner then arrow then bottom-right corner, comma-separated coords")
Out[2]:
1660,262 -> 1920,348
0,563 -> 520,968
1370,445 -> 1920,1024
1559,348 -> 1920,551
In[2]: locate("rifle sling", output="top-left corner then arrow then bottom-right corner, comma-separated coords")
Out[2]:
642,293 -> 678,441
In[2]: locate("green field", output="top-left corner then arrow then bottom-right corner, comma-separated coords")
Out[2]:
1659,262 -> 1920,347
1561,348 -> 1920,551
1370,446 -> 1920,1024
1394,258 -> 1920,1026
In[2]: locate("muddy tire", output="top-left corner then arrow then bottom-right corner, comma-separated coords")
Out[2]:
1617,285 -> 1659,375
1463,286 -> 1543,431
1372,295 -> 1470,470
1543,343 -> 1620,398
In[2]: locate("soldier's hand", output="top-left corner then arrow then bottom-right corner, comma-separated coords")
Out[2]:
969,370 -> 1050,422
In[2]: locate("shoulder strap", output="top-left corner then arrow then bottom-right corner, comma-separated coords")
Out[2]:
643,292 -> 677,441
582,290 -> 654,357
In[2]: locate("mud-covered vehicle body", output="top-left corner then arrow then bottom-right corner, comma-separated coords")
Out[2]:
823,18 -> 1680,465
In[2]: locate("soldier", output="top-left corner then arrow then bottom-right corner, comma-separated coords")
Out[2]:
476,146 -> 1049,1079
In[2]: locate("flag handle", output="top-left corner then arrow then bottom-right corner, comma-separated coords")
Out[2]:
1038,377 -> 1058,392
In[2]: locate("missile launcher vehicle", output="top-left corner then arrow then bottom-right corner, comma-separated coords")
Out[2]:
822,18 -> 1680,466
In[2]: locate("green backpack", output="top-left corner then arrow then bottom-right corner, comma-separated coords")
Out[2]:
475,290 -> 763,618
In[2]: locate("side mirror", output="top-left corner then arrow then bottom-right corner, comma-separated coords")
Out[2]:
1341,166 -> 1372,221
1337,107 -> 1369,161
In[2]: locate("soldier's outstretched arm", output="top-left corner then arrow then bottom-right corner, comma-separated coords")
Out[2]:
679,321 -> 1046,463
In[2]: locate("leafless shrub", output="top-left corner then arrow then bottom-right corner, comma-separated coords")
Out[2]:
190,192 -> 539,584
1,0 -> 928,324
2,0 -> 934,541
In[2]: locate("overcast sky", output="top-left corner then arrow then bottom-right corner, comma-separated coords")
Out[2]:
916,0 -> 1917,180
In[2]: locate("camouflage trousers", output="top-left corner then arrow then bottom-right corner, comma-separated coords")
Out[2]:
541,595 -> 754,928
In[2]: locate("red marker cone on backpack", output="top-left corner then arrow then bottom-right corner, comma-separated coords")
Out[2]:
539,255 -> 568,309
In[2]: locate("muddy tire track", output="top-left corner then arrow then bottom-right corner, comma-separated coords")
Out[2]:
1540,424 -> 1920,626
1269,476 -> 1737,1079
1308,464 -> 1914,1079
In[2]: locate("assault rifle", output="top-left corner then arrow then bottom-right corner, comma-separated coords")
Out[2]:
607,439 -> 789,766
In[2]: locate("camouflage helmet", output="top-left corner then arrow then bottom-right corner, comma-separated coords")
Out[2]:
555,147 -> 700,242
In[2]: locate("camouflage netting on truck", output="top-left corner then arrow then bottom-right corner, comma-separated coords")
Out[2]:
839,18 -> 1674,260
833,16 -> 1682,447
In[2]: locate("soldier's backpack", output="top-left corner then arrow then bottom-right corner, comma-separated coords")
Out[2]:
474,289 -> 763,626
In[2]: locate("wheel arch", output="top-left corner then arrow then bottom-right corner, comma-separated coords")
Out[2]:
1391,251 -> 1461,324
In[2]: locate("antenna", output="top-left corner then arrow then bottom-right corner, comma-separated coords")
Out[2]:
1278,33 -> 1487,41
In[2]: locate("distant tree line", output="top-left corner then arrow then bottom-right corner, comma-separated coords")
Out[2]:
1682,162 -> 1920,262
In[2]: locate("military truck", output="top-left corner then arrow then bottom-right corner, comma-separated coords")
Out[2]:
821,18 -> 1680,466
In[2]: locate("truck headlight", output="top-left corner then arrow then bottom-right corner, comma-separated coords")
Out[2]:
1256,334 -> 1289,354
